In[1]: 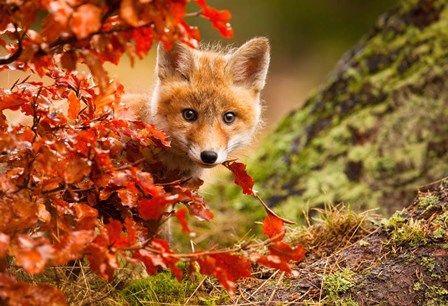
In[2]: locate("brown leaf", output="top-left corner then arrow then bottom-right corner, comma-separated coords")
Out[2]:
59,157 -> 91,184
60,51 -> 77,71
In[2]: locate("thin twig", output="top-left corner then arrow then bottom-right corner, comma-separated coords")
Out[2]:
0,24 -> 24,65
267,271 -> 284,305
183,276 -> 207,305
253,191 -> 295,224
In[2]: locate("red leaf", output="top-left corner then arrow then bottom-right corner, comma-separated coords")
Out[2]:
67,91 -> 80,120
222,160 -> 254,195
106,218 -> 137,248
194,0 -> 233,38
268,241 -> 306,262
138,194 -> 182,221
196,253 -> 251,297
135,239 -> 183,281
72,128 -> 98,156
134,249 -> 162,275
262,213 -> 285,241
256,255 -> 292,273
175,208 -> 190,234
132,27 -> 153,58
175,186 -> 214,221
0,91 -> 28,111
256,243 -> 305,273
188,200 -> 214,222
87,229 -> 119,280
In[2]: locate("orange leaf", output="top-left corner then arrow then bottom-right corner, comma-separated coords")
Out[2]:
74,203 -> 98,230
0,233 -> 10,259
67,91 -> 80,120
257,254 -> 292,273
0,273 -> 67,306
120,0 -> 140,27
60,157 -> 91,184
262,213 -> 285,241
222,160 -> 254,195
12,235 -> 54,274
51,231 -> 94,265
268,241 -> 306,262
81,50 -> 110,94
70,4 -> 102,40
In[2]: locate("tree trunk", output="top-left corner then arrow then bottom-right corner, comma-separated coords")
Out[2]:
210,0 -> 448,222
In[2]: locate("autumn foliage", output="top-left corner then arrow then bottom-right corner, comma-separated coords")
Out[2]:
0,0 -> 303,304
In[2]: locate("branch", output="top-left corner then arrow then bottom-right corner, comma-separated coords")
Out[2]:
0,24 -> 24,66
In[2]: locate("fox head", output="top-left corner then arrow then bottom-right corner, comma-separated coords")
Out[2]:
149,38 -> 270,170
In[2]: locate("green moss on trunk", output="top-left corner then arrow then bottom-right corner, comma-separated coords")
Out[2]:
209,0 -> 448,223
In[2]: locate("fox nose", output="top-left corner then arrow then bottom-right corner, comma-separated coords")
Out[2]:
200,151 -> 218,164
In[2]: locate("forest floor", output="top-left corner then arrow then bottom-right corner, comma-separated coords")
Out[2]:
228,180 -> 448,305
29,180 -> 448,305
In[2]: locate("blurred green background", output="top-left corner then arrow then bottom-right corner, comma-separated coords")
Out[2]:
1,0 -> 398,129
114,0 -> 398,129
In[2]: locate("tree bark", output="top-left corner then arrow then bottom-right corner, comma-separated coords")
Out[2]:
210,0 -> 448,221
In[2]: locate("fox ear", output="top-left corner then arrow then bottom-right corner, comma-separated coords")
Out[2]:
227,37 -> 270,92
156,42 -> 194,80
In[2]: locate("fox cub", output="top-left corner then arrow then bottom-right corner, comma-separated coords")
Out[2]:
131,37 -> 270,179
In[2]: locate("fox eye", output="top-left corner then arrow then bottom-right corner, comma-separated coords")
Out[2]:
223,112 -> 236,124
182,109 -> 198,122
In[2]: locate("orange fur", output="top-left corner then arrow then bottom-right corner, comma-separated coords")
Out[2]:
131,38 -> 270,178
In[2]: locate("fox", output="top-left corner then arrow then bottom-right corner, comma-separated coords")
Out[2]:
128,37 -> 270,179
